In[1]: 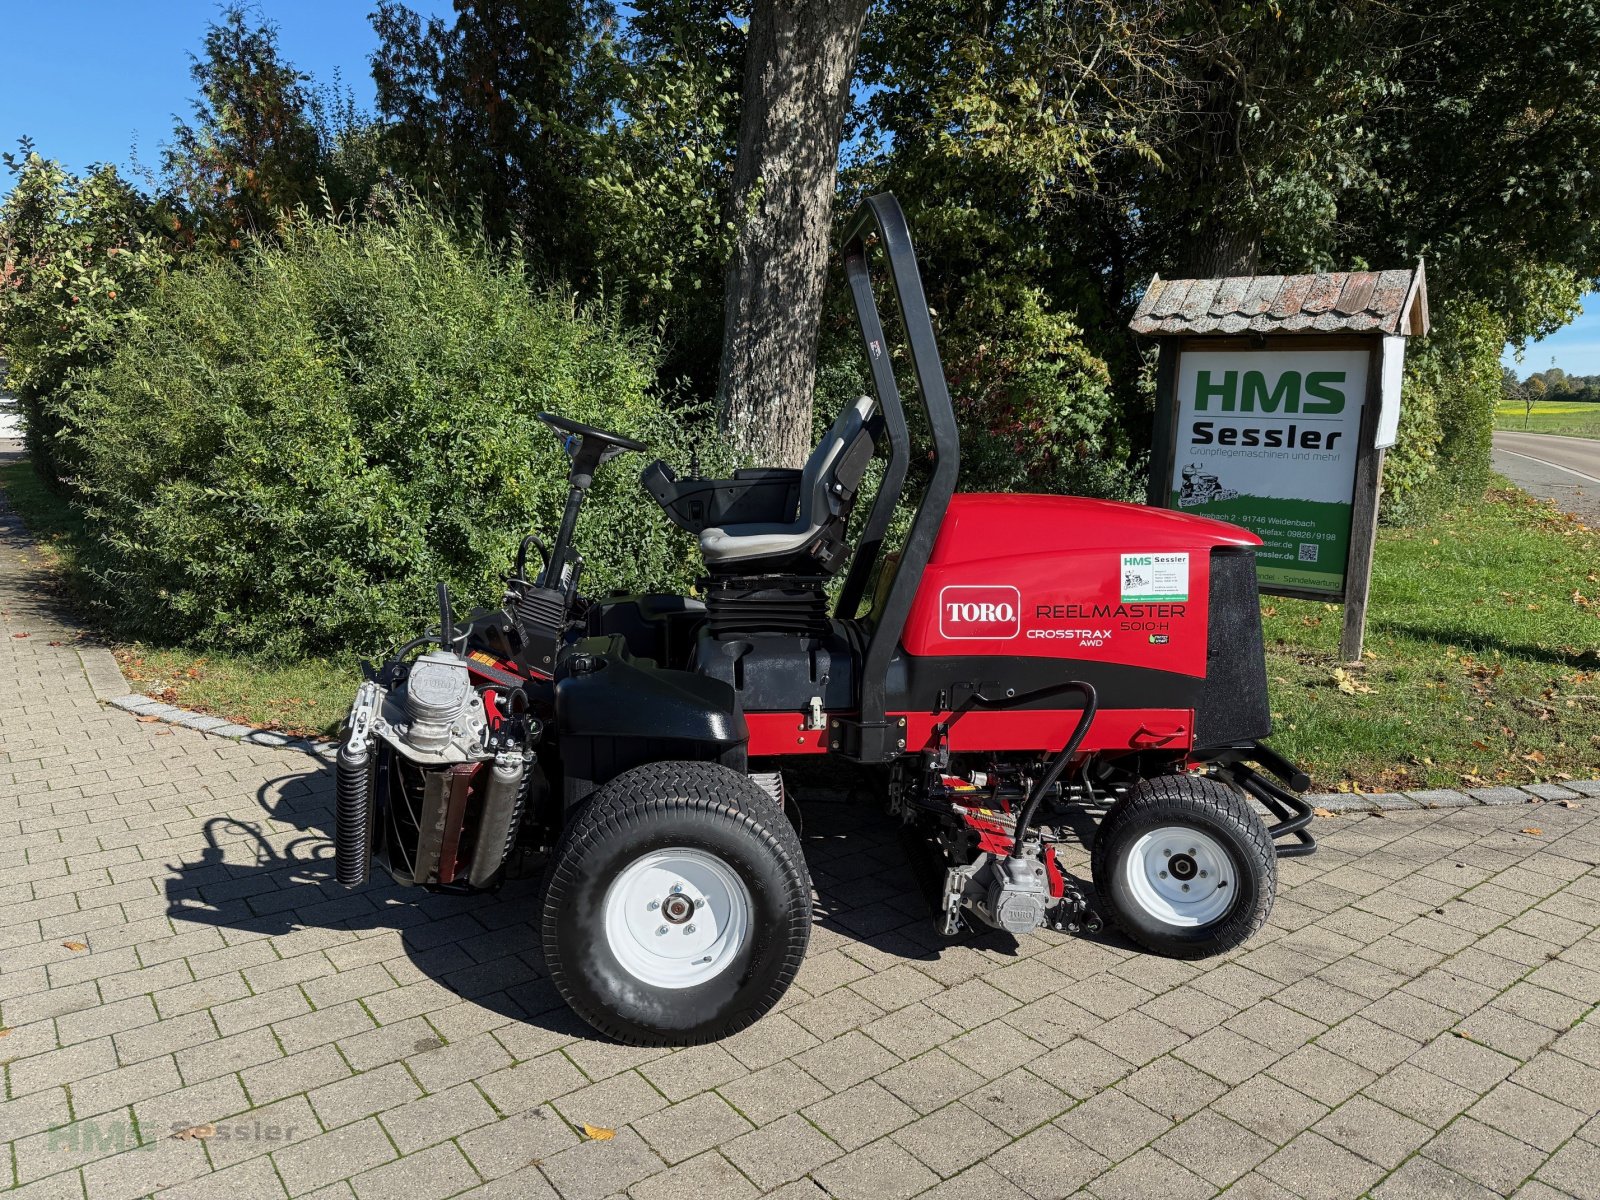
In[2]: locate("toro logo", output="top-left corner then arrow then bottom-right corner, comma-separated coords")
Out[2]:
939,585 -> 1022,640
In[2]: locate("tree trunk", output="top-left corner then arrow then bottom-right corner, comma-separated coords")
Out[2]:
1181,224 -> 1260,278
717,0 -> 871,467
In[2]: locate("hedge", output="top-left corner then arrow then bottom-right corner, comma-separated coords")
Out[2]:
62,199 -> 715,656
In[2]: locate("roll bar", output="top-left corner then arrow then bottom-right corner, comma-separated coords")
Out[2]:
832,193 -> 961,762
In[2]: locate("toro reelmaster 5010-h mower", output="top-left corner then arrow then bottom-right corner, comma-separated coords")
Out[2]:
333,194 -> 1315,1045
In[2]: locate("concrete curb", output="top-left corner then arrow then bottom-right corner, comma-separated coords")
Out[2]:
90,646 -> 336,759
1304,779 -> 1600,813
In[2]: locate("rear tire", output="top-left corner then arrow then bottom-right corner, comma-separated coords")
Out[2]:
540,761 -> 812,1045
1091,773 -> 1274,959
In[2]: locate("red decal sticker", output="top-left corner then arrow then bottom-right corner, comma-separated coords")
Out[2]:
938,585 -> 1021,640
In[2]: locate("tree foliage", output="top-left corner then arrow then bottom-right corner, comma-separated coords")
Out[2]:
164,5 -> 379,249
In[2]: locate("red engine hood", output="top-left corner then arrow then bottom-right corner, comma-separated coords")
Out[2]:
902,493 -> 1261,678
927,494 -> 1260,566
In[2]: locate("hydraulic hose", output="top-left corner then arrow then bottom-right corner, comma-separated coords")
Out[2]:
1005,681 -> 1098,860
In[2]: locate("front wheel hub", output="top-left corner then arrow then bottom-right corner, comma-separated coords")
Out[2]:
602,848 -> 751,989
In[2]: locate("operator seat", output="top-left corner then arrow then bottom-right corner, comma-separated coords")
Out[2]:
701,395 -> 878,568
641,395 -> 880,577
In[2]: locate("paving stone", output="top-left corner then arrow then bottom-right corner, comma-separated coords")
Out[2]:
1312,1094 -> 1432,1168
457,1107 -> 579,1180
811,1138 -> 940,1200
1410,1032 -> 1521,1094
1533,1138 -> 1600,1200
989,1124 -> 1110,1198
1372,1154 -> 1501,1200
270,1117 -> 396,1196
633,1092 -> 753,1166
1259,1131 -> 1386,1200
1154,1109 -> 1275,1186
1405,789 -> 1478,808
1055,1087 -> 1173,1162
350,1141 -> 480,1200
1210,1073 -> 1330,1146
1523,783 -> 1580,801
1174,1026 -> 1281,1085
628,1151 -> 757,1200
892,1101 -> 1011,1177
1423,1115 -> 1549,1195
804,1078 -> 918,1150
552,1068 -> 671,1131
720,1113 -> 842,1191
1468,1081 -> 1588,1153
1085,1145 -> 1213,1200
1467,787 -> 1535,806
716,1059 -> 830,1125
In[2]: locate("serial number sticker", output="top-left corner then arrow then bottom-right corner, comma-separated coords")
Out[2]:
1121,552 -> 1189,603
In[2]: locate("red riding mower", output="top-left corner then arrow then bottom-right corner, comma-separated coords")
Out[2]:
334,194 -> 1315,1046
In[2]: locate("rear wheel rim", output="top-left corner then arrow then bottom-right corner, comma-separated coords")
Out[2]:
601,848 -> 752,989
1123,825 -> 1236,927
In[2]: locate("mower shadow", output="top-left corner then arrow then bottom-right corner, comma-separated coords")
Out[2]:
160,757 -> 1131,1044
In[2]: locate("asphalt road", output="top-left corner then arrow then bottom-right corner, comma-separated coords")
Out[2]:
1491,429 -> 1600,523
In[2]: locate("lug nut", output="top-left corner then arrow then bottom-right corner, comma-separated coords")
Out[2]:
647,900 -> 659,911
657,926 -> 668,935
670,883 -> 683,894
1199,871 -> 1208,879
1182,884 -> 1190,892
685,924 -> 696,934
1159,871 -> 1168,879
1163,849 -> 1171,857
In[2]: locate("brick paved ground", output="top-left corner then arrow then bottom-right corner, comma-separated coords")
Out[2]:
3,481 -> 1599,1199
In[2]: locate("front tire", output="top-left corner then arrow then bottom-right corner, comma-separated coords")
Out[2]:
541,761 -> 812,1045
1091,773 -> 1274,959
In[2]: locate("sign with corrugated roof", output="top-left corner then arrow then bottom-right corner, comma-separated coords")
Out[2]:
1131,263 -> 1430,660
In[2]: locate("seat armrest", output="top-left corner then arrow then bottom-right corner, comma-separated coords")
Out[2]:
639,460 -> 801,536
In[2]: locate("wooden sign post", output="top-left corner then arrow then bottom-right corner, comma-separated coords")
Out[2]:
1131,266 -> 1429,662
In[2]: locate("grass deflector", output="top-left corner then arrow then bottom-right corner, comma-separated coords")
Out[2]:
333,195 -> 1316,1044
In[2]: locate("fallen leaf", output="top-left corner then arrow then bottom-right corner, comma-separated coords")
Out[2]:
62,942 -> 87,952
136,715 -> 162,724
1312,807 -> 1337,818
1451,1029 -> 1473,1041
170,1124 -> 216,1141
580,1124 -> 615,1141
1557,799 -> 1582,809
1521,828 -> 1544,836
10,632 -> 28,639
1523,749 -> 1547,764
0,1027 -> 11,1038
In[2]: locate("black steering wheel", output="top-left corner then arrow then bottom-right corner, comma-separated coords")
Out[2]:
537,412 -> 648,454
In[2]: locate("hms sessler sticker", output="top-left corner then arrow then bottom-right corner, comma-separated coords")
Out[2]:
1121,553 -> 1189,603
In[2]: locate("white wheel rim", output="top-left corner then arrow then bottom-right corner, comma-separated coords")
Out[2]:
601,848 -> 752,990
1123,826 -> 1237,928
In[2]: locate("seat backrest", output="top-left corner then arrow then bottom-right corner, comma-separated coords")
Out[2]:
795,395 -> 877,530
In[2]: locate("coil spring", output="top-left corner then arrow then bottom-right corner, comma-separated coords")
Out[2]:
334,742 -> 373,886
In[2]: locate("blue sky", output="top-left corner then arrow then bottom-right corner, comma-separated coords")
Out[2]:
1502,294 -> 1600,380
3,4 -> 1594,376
1,2 -> 452,181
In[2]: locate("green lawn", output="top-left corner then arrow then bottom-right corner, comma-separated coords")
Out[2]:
1262,479 -> 1600,791
1494,400 -> 1600,439
4,459 -> 1598,784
